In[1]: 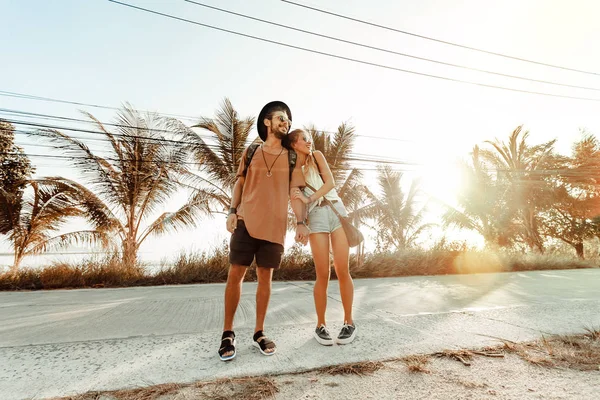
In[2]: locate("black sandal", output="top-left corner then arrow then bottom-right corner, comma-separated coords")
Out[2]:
218,330 -> 236,361
252,330 -> 277,356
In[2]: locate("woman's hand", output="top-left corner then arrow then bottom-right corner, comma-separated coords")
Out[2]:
291,188 -> 311,204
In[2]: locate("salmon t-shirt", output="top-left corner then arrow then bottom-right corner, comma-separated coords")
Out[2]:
236,145 -> 303,246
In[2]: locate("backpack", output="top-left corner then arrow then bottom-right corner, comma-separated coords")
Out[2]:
242,143 -> 297,182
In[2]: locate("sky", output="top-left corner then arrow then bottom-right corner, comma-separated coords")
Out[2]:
1,0 -> 600,264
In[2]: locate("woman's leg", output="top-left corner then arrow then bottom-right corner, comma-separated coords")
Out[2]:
331,227 -> 353,325
309,233 -> 331,327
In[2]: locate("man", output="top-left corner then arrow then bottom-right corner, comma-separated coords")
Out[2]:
218,101 -> 309,361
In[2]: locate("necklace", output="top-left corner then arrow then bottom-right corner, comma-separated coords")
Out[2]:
261,145 -> 284,177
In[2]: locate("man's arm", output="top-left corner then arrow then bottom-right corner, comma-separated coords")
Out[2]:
226,176 -> 245,233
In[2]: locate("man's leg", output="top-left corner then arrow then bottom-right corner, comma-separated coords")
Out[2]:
223,264 -> 247,332
255,266 -> 274,334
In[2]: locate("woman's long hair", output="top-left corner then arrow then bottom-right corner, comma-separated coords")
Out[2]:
284,129 -> 318,176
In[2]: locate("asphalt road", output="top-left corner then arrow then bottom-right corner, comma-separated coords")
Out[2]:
1,268 -> 599,399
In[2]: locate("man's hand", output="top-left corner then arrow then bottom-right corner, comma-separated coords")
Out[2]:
295,224 -> 310,245
226,213 -> 238,233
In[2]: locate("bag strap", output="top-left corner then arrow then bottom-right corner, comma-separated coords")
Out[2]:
304,182 -> 345,220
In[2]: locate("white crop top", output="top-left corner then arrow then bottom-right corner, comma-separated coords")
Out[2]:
302,157 -> 341,213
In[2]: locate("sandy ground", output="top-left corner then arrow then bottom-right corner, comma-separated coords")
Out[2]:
4,270 -> 598,399
74,351 -> 600,400
266,355 -> 600,400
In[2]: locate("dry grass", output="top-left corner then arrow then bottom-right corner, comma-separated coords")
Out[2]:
47,383 -> 182,400
433,349 -> 475,366
154,243 -> 230,284
320,361 -> 385,376
49,377 -> 278,400
0,254 -> 146,291
350,249 -> 596,279
109,383 -> 182,400
498,329 -> 600,371
49,393 -> 104,400
401,355 -> 431,373
194,377 -> 278,400
1,246 -> 597,291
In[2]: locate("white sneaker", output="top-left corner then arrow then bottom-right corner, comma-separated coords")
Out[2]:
314,324 -> 334,346
336,323 -> 357,345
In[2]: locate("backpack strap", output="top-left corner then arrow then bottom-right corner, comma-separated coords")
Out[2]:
242,143 -> 261,177
288,148 -> 297,182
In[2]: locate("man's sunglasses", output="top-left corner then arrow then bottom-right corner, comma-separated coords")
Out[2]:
272,115 -> 291,124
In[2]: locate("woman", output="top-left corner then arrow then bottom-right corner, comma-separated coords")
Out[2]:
285,129 -> 356,345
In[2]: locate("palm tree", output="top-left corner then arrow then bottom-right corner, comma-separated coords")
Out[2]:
479,126 -> 558,253
542,133 -> 600,258
0,120 -> 34,235
362,165 -> 433,251
443,145 -> 518,248
3,178 -> 113,271
39,105 -> 212,267
166,98 -> 255,214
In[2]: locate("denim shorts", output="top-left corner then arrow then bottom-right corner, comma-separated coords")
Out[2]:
308,201 -> 348,234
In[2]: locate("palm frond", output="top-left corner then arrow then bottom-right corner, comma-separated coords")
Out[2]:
139,190 -> 213,241
27,230 -> 115,255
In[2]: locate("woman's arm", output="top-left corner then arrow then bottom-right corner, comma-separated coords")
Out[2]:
307,151 -> 335,202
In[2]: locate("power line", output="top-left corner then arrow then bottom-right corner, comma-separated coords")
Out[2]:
185,0 -> 600,92
281,0 -> 600,77
0,108 -> 226,143
7,145 -> 600,177
0,151 -> 423,172
6,132 -> 424,168
105,1 -> 600,102
0,103 -> 417,143
8,113 -> 600,176
0,91 -> 199,122
6,119 -> 426,168
11,118 -> 417,167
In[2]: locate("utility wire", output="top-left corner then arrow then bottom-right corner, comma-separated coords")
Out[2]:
0,105 -> 417,143
185,0 -> 600,92
1,92 -> 412,141
105,1 -> 600,102
6,145 -> 600,178
7,120 -> 424,168
281,0 -> 600,77
0,90 -> 199,122
0,151 -> 422,172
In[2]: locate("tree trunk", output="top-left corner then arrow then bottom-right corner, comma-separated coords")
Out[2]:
574,242 -> 584,259
122,238 -> 138,269
10,251 -> 24,274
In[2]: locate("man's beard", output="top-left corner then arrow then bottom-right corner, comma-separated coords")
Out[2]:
274,130 -> 287,140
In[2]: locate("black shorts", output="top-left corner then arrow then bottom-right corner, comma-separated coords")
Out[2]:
229,220 -> 284,269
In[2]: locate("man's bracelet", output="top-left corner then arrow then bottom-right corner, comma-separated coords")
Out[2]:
228,207 -> 237,215
297,220 -> 307,226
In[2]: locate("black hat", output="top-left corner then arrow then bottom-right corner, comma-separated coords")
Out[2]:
257,101 -> 292,141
